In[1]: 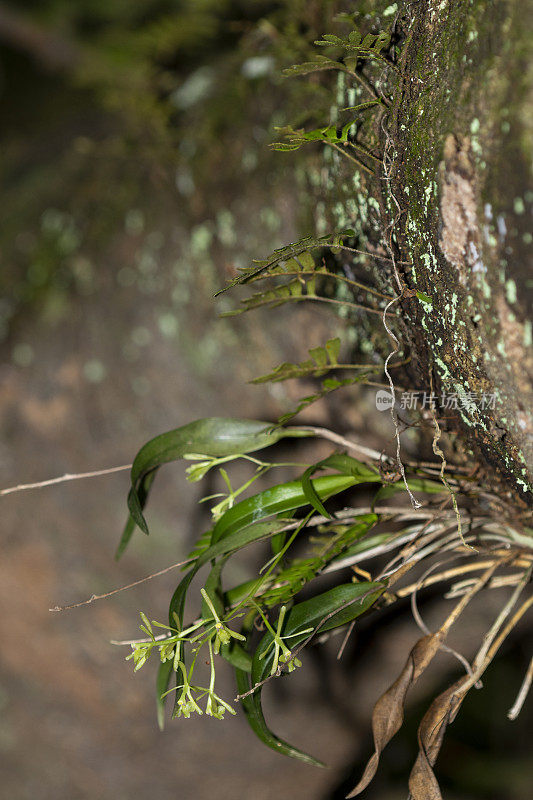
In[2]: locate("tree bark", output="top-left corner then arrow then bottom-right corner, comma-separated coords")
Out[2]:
366,0 -> 532,505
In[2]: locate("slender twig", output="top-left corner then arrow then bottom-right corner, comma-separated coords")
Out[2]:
395,559 -> 532,598
1,464 -> 132,496
337,621 -> 356,660
290,425 -> 383,461
326,141 -> 373,174
49,558 -> 194,612
507,655 -> 533,720
242,292 -> 388,316
247,267 -> 394,299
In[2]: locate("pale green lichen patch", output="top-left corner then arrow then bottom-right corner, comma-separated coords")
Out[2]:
505,279 -> 517,304
383,3 -> 398,15
386,0 -> 533,500
513,197 -> 525,214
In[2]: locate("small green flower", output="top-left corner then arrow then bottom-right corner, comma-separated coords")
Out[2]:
255,604 -> 311,676
205,691 -> 236,719
204,639 -> 237,719
158,639 -> 177,663
279,650 -> 302,673
200,588 -> 246,654
126,642 -> 152,671
184,453 -> 236,483
172,662 -> 203,719
175,692 -> 203,719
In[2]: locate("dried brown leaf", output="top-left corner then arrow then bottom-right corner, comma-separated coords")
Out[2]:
408,677 -> 470,800
347,633 -> 442,797
347,561 -> 500,798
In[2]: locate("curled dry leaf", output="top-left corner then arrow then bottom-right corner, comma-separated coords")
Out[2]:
348,561 -> 500,797
347,632 -> 443,797
408,568 -> 533,799
408,676 -> 470,800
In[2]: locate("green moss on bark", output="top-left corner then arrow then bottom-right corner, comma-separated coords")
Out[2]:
384,0 -> 532,502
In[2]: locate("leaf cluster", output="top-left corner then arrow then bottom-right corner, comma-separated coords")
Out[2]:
116,416 -> 453,765
251,336 -> 341,383
283,27 -> 393,78
270,101 -> 380,152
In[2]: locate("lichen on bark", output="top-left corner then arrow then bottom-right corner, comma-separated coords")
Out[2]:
378,0 -> 532,503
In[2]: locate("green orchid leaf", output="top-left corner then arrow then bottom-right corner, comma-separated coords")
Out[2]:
210,473 -> 360,545
235,664 -> 325,766
116,469 -> 157,560
298,452 -> 380,519
252,582 -> 385,685
118,418 -> 313,557
301,467 -> 332,519
156,659 -> 174,731
237,582 -> 384,764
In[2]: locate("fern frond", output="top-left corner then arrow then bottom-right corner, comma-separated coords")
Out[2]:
277,373 -> 373,426
258,514 -> 378,608
214,232 -> 356,295
251,337 -> 340,384
282,55 -> 345,78
314,29 -> 391,57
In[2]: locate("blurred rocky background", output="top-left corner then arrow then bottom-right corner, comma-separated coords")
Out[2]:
0,2 -> 530,799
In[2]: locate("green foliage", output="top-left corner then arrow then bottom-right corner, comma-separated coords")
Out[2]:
117,416 -> 452,763
415,290 -> 433,306
277,373 -> 372,426
282,53 -> 350,78
117,417 -> 316,557
251,336 -> 341,383
283,25 -> 394,78
270,102 -> 380,152
315,29 -> 391,53
215,234 -> 346,294
221,274 -> 317,315
283,17 -> 396,81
